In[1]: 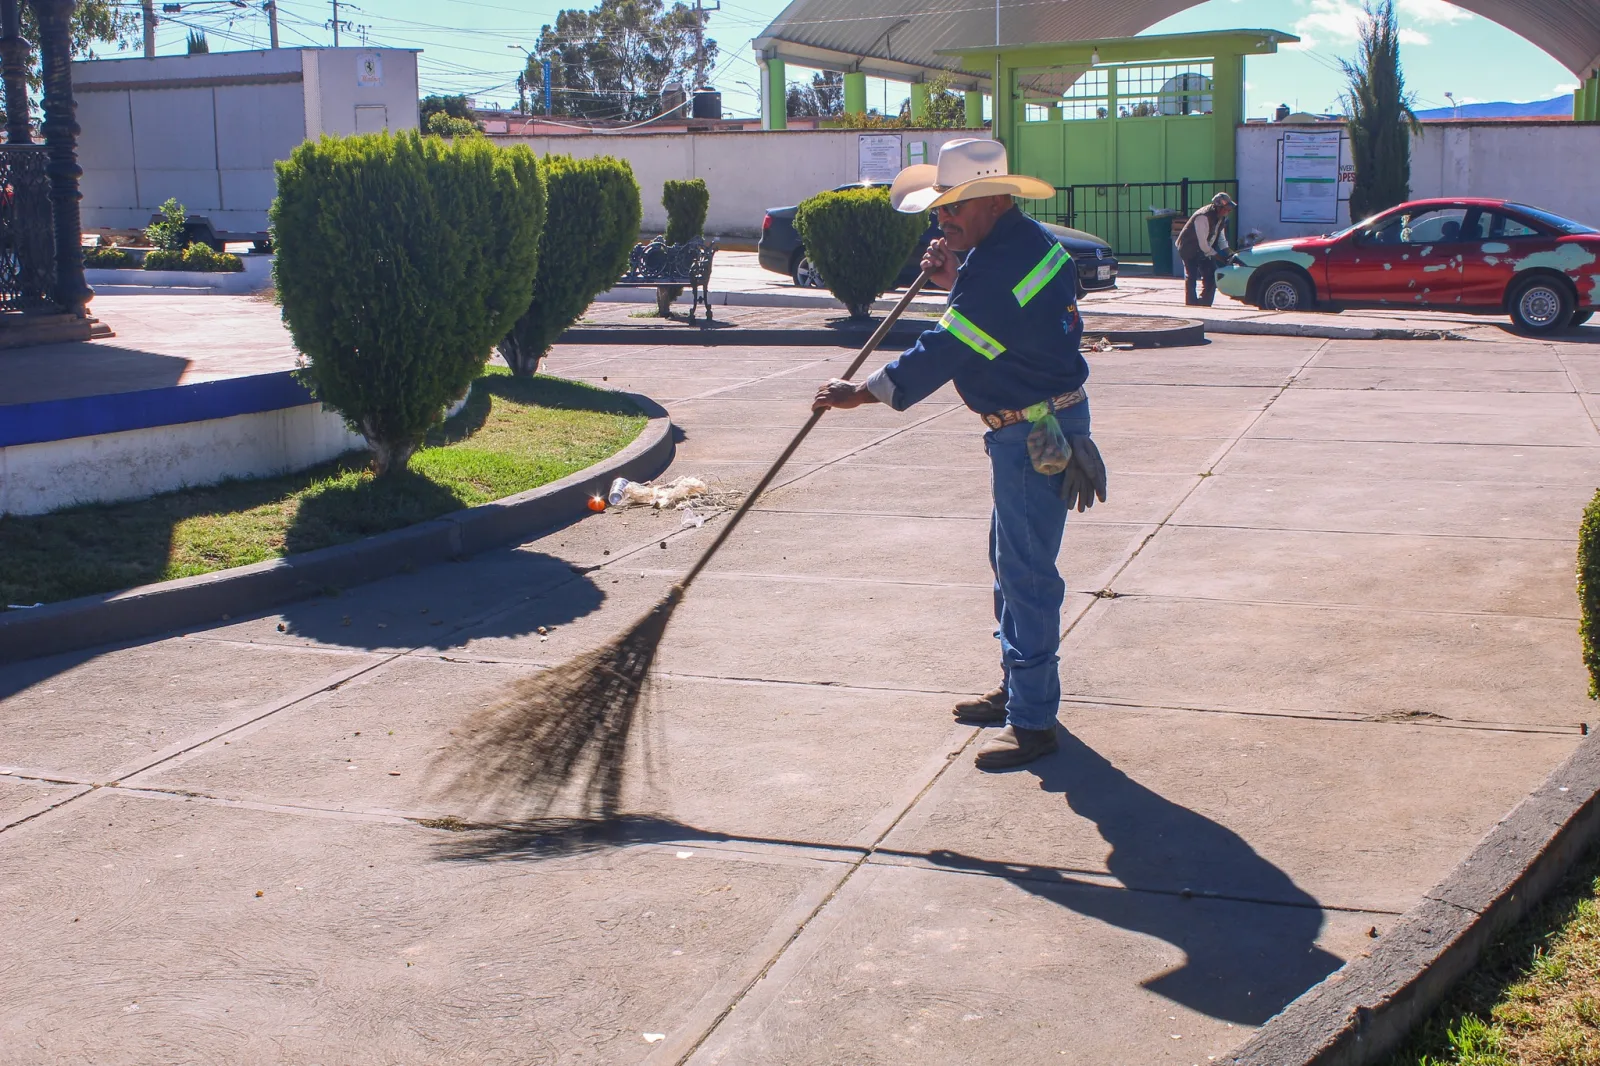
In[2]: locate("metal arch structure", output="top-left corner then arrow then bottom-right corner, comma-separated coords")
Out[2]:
753,0 -> 1600,85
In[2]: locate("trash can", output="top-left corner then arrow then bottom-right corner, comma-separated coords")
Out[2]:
1147,209 -> 1178,275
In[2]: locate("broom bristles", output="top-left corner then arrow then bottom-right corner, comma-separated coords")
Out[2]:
433,587 -> 682,821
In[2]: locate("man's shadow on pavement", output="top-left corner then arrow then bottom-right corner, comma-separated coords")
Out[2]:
927,728 -> 1344,1025
426,727 -> 1344,1028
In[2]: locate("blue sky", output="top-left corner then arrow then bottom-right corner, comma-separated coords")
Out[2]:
125,0 -> 1578,120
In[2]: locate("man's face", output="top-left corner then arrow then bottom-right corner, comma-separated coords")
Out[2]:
935,194 -> 1013,251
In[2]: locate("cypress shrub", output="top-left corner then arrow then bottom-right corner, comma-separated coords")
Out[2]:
662,178 -> 709,243
500,154 -> 641,376
271,131 -> 546,475
1343,0 -> 1419,222
1579,489 -> 1600,699
793,186 -> 924,319
657,177 -> 709,314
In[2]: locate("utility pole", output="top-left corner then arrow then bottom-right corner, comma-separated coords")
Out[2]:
264,0 -> 279,48
141,0 -> 157,58
691,0 -> 719,88
329,0 -> 339,46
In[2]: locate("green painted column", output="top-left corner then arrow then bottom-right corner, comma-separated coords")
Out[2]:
1045,102 -> 1061,121
767,57 -> 788,129
964,90 -> 984,128
1589,74 -> 1600,122
844,71 -> 867,116
1575,82 -> 1586,121
1211,53 -> 1245,179
910,81 -> 929,125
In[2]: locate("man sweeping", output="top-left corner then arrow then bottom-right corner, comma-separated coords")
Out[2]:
813,139 -> 1106,771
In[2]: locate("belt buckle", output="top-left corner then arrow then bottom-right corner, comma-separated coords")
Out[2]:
981,412 -> 1005,430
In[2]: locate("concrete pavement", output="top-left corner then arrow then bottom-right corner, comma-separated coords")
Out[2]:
3,333 -> 1599,1064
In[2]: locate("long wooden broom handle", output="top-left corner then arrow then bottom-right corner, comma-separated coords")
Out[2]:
679,270 -> 933,591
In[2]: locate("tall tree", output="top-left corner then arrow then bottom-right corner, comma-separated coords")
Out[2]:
786,70 -> 842,118
528,0 -> 714,122
1342,0 -> 1419,222
0,0 -> 138,129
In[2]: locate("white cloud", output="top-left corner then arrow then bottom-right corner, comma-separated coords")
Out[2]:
1396,0 -> 1473,24
1292,0 -> 1364,47
1291,0 -> 1461,50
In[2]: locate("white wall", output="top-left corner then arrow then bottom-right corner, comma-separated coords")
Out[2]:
1237,122 -> 1600,244
76,48 -> 419,236
0,404 -> 362,517
499,128 -> 989,237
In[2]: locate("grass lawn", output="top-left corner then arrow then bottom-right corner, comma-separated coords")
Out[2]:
1383,846 -> 1600,1065
0,370 -> 645,608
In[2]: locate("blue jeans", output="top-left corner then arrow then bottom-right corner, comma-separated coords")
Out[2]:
986,400 -> 1090,731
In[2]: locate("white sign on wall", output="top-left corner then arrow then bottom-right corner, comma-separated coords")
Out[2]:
858,134 -> 903,182
1279,131 -> 1342,224
357,52 -> 384,88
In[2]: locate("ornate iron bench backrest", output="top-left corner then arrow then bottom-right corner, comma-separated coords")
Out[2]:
621,236 -> 716,285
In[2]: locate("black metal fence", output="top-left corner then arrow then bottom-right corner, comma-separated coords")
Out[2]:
1033,178 -> 1240,258
0,145 -> 57,313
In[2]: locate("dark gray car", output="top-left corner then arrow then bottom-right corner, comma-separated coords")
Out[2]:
758,182 -> 1119,294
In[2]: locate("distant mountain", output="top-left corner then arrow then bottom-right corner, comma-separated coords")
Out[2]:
1415,95 -> 1573,119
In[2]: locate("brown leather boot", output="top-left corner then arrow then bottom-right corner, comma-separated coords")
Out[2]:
974,725 -> 1058,770
953,686 -> 1007,725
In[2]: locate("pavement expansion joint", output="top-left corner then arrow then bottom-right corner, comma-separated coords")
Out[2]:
630,567 -> 989,591
0,766 -> 95,787
1115,589 -> 1581,624
1059,693 -> 1582,736
1169,520 -> 1576,544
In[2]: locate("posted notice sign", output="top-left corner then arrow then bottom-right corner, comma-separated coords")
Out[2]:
1279,131 -> 1341,224
858,134 -> 903,182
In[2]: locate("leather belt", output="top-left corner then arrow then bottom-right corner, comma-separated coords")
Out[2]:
980,387 -> 1087,431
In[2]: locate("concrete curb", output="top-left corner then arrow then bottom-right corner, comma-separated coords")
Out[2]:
1228,729 -> 1600,1066
1203,318 -> 1468,342
562,316 -> 1206,350
0,393 -> 673,665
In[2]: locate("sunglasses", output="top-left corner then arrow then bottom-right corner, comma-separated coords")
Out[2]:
935,201 -> 968,219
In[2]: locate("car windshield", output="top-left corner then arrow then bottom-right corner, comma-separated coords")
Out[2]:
1506,203 -> 1599,235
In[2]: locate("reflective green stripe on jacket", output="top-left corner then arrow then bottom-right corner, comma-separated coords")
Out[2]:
1013,242 -> 1071,307
938,307 -> 1007,360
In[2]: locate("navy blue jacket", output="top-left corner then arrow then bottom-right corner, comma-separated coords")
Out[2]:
866,207 -> 1089,415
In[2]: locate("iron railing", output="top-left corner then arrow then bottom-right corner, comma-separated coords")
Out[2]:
1035,178 -> 1240,258
0,144 -> 56,312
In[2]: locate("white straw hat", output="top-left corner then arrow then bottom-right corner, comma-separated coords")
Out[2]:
889,138 -> 1056,214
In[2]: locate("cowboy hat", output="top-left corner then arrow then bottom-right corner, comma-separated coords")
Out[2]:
889,138 -> 1055,214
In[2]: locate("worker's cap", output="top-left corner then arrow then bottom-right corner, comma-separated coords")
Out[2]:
889,139 -> 1055,214
1212,192 -> 1237,208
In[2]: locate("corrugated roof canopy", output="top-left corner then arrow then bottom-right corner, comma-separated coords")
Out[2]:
754,0 -> 1600,83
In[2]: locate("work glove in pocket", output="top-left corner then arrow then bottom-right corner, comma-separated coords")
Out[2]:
1025,407 -> 1071,476
1060,434 -> 1108,513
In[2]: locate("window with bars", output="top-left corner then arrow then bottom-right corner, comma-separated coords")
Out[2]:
1018,66 -> 1108,122
1116,61 -> 1214,118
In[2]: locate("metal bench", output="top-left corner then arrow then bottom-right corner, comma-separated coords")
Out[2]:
614,236 -> 717,321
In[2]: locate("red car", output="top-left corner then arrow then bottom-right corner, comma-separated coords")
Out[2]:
1217,198 -> 1599,334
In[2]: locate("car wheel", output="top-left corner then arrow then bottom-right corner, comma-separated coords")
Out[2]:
1257,271 -> 1312,312
792,255 -> 825,288
1570,310 -> 1594,329
1508,276 -> 1574,334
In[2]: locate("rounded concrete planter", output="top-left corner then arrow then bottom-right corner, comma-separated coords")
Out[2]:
0,391 -> 674,664
86,253 -> 274,295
